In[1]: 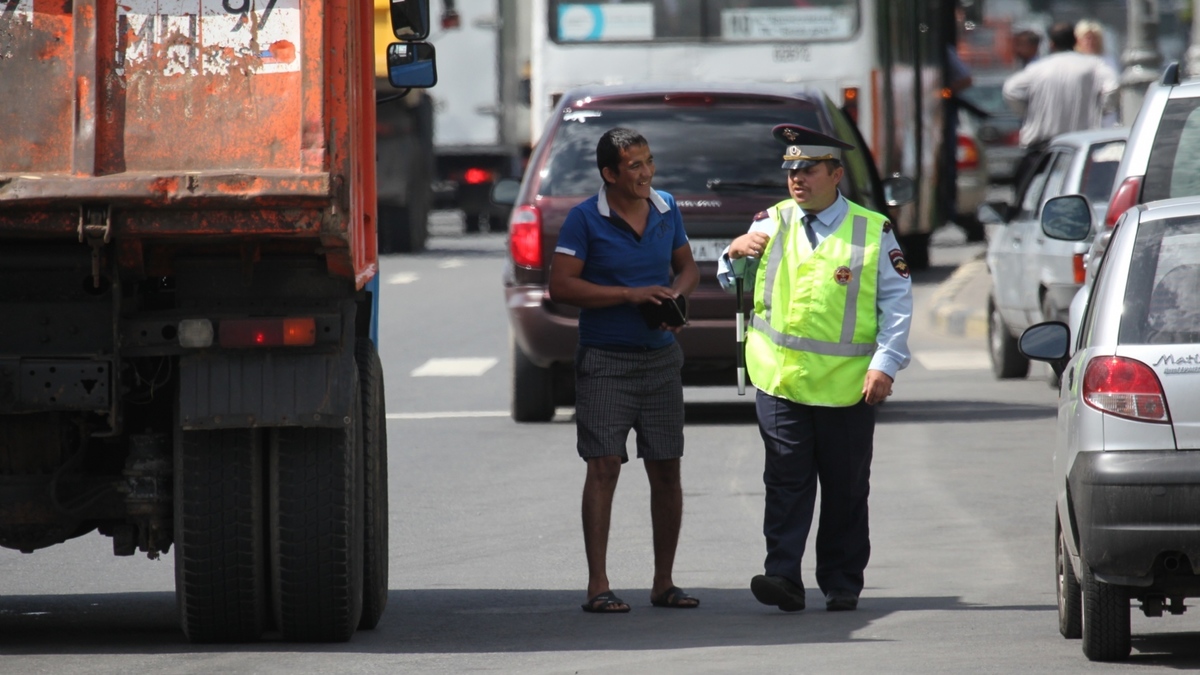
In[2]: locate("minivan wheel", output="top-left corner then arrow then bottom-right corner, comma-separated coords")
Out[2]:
988,297 -> 1029,379
512,337 -> 555,422
1081,558 -> 1131,661
1056,517 -> 1081,639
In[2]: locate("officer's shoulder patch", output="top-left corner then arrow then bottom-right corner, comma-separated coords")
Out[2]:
753,210 -> 770,222
888,248 -> 910,279
882,220 -> 893,234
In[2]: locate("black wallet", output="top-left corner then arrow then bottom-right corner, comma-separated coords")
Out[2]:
639,296 -> 688,329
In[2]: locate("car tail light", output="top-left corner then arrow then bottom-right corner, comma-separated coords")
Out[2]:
842,86 -> 859,123
1073,253 -> 1085,284
463,167 -> 495,185
1082,356 -> 1170,423
956,135 -> 980,170
219,318 -> 317,348
510,204 -> 542,268
1106,175 -> 1142,228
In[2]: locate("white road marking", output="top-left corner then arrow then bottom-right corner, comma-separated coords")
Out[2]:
438,258 -> 465,269
914,350 -> 990,371
386,411 -> 509,420
387,272 -> 419,284
410,357 -> 498,377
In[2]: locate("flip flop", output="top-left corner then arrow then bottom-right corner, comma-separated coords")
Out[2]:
581,591 -> 631,613
651,586 -> 699,608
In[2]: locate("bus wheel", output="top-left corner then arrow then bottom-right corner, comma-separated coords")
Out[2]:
269,385 -> 364,642
175,428 -> 268,643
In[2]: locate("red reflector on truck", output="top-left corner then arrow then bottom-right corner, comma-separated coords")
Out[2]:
219,318 -> 317,348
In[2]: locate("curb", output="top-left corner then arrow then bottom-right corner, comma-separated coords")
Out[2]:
928,258 -> 988,340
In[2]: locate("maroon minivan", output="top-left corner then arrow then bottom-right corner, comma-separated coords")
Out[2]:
497,82 -> 909,421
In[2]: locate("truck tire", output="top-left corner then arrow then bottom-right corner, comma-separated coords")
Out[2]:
175,428 -> 268,643
512,337 -> 555,422
356,339 -> 389,630
269,382 -> 364,642
1081,558 -> 1131,661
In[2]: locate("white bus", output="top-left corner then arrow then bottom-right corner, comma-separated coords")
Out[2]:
527,0 -> 959,268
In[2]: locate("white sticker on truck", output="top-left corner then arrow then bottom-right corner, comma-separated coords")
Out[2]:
116,0 -> 301,76
7,0 -> 33,22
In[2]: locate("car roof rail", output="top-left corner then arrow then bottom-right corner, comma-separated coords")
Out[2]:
1162,62 -> 1181,86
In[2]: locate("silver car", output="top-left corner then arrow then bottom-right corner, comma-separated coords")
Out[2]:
1019,194 -> 1200,663
984,127 -> 1128,380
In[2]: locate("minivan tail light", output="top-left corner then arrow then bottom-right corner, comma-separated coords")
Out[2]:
956,135 -> 980,170
1082,356 -> 1170,423
510,204 -> 543,268
1106,175 -> 1142,228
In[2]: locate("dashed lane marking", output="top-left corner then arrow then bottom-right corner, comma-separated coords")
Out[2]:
913,350 -> 990,371
387,272 -> 419,284
438,258 -> 465,269
410,357 -> 498,377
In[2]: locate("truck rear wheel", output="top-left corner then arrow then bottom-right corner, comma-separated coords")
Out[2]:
174,428 -> 268,643
269,387 -> 364,642
356,339 -> 389,630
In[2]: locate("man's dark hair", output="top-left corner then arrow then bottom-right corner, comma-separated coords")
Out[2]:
1014,29 -> 1040,48
1048,22 -> 1076,52
596,127 -> 648,184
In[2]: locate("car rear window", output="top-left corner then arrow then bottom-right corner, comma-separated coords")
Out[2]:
537,102 -> 826,198
1142,97 -> 1200,202
1120,216 -> 1200,345
1080,140 -> 1124,205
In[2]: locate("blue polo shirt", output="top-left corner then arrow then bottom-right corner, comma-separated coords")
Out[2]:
555,186 -> 689,349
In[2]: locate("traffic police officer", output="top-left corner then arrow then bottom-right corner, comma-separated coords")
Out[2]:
717,124 -> 913,612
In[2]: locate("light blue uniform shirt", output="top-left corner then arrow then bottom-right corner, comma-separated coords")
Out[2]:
716,193 -> 913,378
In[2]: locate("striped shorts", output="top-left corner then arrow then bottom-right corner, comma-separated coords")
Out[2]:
574,341 -> 685,463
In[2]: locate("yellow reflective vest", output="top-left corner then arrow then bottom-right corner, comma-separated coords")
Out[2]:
745,199 -> 886,407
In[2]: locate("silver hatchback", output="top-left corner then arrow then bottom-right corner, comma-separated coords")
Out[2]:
1020,194 -> 1200,662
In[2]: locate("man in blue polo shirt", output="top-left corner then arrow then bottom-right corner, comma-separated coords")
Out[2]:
549,127 -> 700,614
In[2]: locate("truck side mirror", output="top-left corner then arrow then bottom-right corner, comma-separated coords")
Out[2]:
391,0 -> 431,40
387,42 -> 437,89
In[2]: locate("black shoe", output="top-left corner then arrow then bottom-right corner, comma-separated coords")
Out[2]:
825,593 -> 859,612
750,575 -> 806,612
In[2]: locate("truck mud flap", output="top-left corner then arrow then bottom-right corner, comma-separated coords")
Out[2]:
179,348 -> 354,430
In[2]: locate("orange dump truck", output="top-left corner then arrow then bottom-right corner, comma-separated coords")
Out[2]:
0,0 -> 434,642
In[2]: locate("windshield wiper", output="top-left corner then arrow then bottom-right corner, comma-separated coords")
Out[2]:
706,178 -> 785,192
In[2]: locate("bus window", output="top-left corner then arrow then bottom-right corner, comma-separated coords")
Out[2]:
548,0 -> 860,43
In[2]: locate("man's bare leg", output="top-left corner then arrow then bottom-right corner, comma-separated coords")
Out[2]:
645,458 -> 695,604
582,455 -> 625,605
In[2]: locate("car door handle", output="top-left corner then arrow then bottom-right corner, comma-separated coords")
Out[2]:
1068,367 -> 1075,389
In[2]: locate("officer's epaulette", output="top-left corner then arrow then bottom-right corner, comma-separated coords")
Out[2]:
753,210 -> 770,222
882,220 -> 893,234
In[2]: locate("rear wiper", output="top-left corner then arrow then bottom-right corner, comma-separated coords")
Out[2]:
706,178 -> 785,192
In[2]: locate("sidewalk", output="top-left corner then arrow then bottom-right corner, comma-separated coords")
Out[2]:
927,253 -> 989,340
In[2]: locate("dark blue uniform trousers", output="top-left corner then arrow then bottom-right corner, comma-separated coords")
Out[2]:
756,390 -> 876,597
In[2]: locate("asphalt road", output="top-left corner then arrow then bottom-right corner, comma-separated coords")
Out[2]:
3,215 -> 1200,673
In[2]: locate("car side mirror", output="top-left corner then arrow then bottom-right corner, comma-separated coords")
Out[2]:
1019,321 -> 1071,378
1041,194 -> 1092,241
491,179 -> 520,207
882,174 -> 915,207
387,43 -> 438,89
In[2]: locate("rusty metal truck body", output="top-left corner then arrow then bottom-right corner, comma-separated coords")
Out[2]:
0,0 -> 432,642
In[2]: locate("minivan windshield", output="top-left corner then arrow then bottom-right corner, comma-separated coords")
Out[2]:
538,103 -> 826,197
1121,217 -> 1200,345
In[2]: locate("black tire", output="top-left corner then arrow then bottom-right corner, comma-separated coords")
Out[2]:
463,211 -> 483,234
488,213 -> 508,233
958,213 -> 986,243
1057,517 -> 1082,639
899,232 -> 930,271
988,296 -> 1029,379
512,337 -> 555,423
174,428 -> 268,643
269,377 -> 364,642
1081,558 -> 1131,661
356,339 -> 389,630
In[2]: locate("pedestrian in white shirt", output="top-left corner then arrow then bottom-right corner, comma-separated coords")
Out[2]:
1003,21 -> 1119,195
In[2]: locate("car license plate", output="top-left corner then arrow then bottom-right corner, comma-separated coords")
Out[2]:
689,238 -> 731,262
